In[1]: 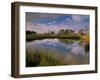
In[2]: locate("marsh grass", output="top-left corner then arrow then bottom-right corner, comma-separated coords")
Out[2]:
26,49 -> 65,67
26,48 -> 89,67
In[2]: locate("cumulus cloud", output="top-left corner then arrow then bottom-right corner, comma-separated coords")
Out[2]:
26,12 -> 89,33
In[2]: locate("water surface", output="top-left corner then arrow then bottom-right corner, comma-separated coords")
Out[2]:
26,39 -> 89,66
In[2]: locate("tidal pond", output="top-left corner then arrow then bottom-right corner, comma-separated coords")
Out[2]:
26,39 -> 89,67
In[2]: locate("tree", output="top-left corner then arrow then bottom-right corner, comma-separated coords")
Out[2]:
79,30 -> 85,35
50,31 -> 54,35
58,29 -> 65,35
32,31 -> 36,34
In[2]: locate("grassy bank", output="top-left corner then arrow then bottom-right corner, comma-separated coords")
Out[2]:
26,34 -> 81,41
26,49 -> 89,67
82,34 -> 89,52
26,49 -> 64,67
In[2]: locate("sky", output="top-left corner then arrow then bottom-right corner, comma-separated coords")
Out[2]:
26,12 -> 89,33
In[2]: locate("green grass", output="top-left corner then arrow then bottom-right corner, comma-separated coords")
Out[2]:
26,33 -> 81,41
26,48 -> 89,67
26,49 -> 65,67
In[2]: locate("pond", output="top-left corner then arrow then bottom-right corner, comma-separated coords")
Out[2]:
26,39 -> 89,67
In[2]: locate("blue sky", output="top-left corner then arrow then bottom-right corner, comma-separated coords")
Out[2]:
26,12 -> 89,33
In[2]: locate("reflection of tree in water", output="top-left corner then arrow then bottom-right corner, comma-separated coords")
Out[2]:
80,42 -> 89,53
58,39 -> 74,45
85,44 -> 89,52
77,40 -> 89,53
59,39 -> 89,52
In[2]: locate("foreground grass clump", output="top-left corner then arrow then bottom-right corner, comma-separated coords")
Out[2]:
26,49 -> 65,67
26,48 -> 89,67
82,34 -> 89,52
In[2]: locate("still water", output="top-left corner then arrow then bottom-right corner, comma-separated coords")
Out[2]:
26,39 -> 89,65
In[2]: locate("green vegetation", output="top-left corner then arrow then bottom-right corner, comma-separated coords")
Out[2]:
26,49 -> 65,67
26,29 -> 83,41
26,48 -> 89,67
26,29 -> 89,67
82,34 -> 89,52
26,29 -> 89,47
59,39 -> 75,44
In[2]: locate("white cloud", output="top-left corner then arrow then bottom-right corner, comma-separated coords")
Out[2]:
26,21 -> 70,33
71,15 -> 82,22
26,13 -> 89,33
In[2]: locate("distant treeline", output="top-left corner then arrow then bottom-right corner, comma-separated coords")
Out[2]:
26,31 -> 36,34
26,29 -> 87,35
26,29 -> 88,41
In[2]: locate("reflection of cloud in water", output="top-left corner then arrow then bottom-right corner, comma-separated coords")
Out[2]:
71,45 -> 85,55
26,39 -> 59,49
27,39 -> 86,55
31,39 -> 59,44
43,39 -> 59,46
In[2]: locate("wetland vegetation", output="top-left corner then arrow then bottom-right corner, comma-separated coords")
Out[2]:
26,12 -> 90,67
26,29 -> 89,67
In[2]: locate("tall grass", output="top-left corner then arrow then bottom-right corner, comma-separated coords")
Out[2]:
26,49 -> 65,67
26,33 -> 81,41
82,34 -> 89,52
26,48 -> 89,67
